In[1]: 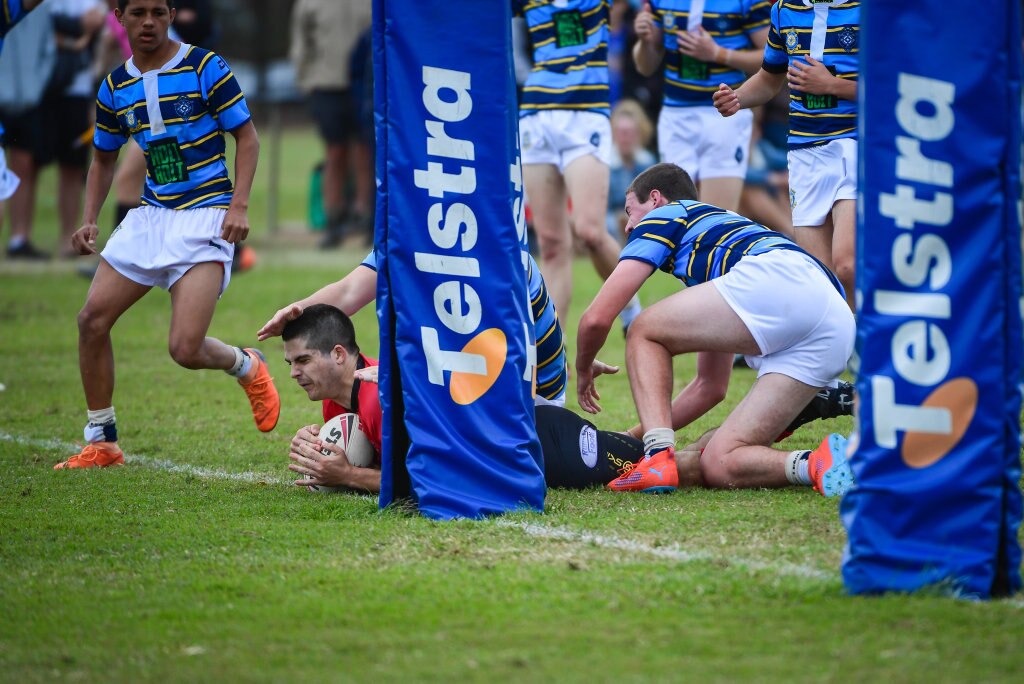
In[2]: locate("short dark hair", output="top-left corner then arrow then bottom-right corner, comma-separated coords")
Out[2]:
282,304 -> 360,356
118,0 -> 176,13
627,163 -> 699,203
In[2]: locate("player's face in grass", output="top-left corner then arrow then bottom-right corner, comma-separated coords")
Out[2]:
283,337 -> 345,402
117,0 -> 175,54
623,190 -> 660,233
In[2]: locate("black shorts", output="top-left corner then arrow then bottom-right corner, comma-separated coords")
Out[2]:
308,89 -> 358,145
1,95 -> 91,167
536,405 -> 643,489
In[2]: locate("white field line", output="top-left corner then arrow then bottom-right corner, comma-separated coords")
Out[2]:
9,430 -> 1024,599
0,432 -> 291,485
497,520 -> 834,581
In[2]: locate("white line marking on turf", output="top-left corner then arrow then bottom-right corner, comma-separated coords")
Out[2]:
497,520 -> 834,581
12,430 -> 1024,598
0,432 -> 291,485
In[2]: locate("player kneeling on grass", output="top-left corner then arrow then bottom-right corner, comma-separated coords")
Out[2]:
282,304 -> 645,492
56,0 -> 279,470
576,163 -> 856,497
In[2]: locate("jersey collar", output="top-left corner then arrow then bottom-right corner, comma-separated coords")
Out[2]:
126,42 -> 190,78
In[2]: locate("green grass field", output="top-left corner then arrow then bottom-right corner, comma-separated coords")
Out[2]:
1,127 -> 1022,683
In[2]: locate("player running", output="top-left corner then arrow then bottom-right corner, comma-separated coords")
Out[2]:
56,0 -> 279,469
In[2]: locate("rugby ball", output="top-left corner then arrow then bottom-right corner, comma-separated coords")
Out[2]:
305,412 -> 375,492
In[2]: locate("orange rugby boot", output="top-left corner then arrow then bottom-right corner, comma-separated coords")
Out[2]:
54,442 -> 124,470
807,433 -> 855,497
239,348 -> 280,432
606,447 -> 678,493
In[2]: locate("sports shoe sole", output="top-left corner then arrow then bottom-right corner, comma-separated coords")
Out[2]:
818,434 -> 854,498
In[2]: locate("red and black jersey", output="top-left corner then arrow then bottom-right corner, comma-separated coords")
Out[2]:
322,354 -> 382,463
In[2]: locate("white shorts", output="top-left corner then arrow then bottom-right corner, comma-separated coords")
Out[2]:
712,249 -> 855,387
787,137 -> 857,227
657,106 -> 752,182
519,110 -> 612,171
101,205 -> 234,295
0,147 -> 20,201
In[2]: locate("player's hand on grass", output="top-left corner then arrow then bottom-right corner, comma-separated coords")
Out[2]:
354,366 -> 378,384
220,206 -> 250,243
677,26 -> 717,62
257,303 -> 303,341
788,56 -> 834,94
634,2 -> 660,44
289,437 -> 355,488
71,223 -> 99,255
713,83 -> 740,117
577,359 -> 619,415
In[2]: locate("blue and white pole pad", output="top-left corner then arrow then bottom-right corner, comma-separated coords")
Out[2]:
845,0 -> 1023,598
373,0 -> 545,520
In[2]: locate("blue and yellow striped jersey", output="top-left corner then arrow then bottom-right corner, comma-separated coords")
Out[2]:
362,250 -> 568,401
762,0 -> 859,148
515,0 -> 610,117
651,0 -> 771,108
93,43 -> 252,210
622,200 -> 844,296
526,252 -> 567,401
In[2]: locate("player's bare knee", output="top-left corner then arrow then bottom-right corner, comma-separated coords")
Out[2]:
77,306 -> 111,341
699,441 -> 743,489
167,339 -> 204,369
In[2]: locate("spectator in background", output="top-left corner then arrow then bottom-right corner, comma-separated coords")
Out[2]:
346,25 -> 374,245
0,0 -> 47,258
169,0 -> 214,48
607,99 -> 655,239
2,0 -> 105,259
290,0 -> 373,249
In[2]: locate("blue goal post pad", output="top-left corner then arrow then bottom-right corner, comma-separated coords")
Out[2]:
372,0 -> 546,520
844,0 -> 1023,598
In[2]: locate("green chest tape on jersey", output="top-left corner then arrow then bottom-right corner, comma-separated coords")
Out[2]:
679,54 -> 709,81
801,65 -> 838,110
553,10 -> 586,48
147,137 -> 189,185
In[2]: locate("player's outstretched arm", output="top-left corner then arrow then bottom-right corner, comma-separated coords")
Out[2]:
72,148 -> 120,255
257,265 -> 377,340
576,261 -> 653,413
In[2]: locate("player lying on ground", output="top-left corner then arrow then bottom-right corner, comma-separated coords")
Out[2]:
57,0 -> 279,469
281,303 -> 646,492
259,249 -> 568,406
576,163 -> 856,496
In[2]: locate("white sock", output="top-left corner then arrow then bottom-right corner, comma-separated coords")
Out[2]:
226,347 -> 253,378
84,406 -> 117,443
620,295 -> 642,328
785,450 -> 812,485
642,428 -> 674,458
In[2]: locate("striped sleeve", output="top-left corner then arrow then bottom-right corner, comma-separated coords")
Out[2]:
199,52 -> 251,131
360,250 -> 378,271
762,1 -> 788,73
93,77 -> 127,151
744,0 -> 772,32
619,207 -> 687,270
